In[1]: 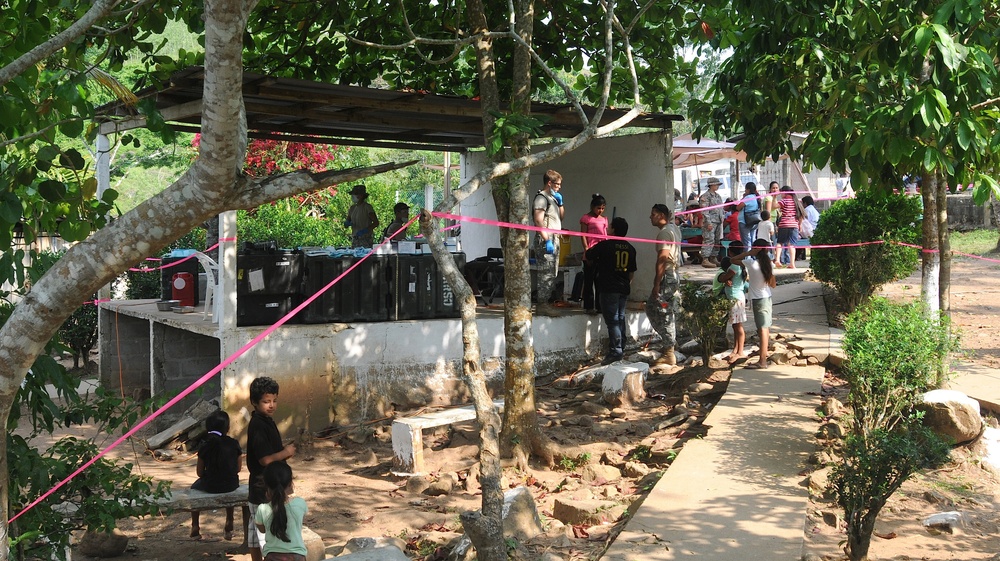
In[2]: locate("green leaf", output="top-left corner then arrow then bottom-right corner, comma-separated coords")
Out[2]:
38,180 -> 67,202
972,174 -> 999,205
0,191 -> 23,223
59,118 -> 84,138
59,149 -> 87,170
58,219 -> 93,242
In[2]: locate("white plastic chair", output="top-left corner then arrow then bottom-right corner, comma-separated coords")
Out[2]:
192,251 -> 221,322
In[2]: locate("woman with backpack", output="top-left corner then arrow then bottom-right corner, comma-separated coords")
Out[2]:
735,182 -> 762,253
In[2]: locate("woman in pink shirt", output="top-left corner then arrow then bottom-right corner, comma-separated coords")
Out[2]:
775,186 -> 805,269
580,193 -> 608,313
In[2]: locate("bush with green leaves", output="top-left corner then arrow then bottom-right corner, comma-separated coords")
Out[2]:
810,190 -> 922,312
679,282 -> 731,362
3,306 -> 169,561
831,297 -> 956,561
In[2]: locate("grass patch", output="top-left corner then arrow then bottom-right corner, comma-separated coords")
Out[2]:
950,229 -> 999,257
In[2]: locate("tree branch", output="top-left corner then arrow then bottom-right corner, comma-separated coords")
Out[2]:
0,0 -> 122,87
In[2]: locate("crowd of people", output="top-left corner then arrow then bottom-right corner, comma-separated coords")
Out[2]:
528,170 -> 825,367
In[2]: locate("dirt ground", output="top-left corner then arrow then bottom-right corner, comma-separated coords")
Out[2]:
68,255 -> 1000,561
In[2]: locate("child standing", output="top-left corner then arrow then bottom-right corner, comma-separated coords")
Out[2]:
191,410 -> 243,540
755,210 -> 777,267
254,462 -> 308,561
734,239 -> 778,369
247,377 -> 297,561
715,247 -> 748,364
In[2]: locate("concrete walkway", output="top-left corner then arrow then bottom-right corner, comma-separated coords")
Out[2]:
604,280 -> 828,561
603,277 -> 1000,560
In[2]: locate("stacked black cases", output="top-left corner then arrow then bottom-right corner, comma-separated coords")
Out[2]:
160,255 -> 201,305
386,253 -> 466,320
388,254 -> 435,320
236,251 -> 303,326
300,254 -> 390,323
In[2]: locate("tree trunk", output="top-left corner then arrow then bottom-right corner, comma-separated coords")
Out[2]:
0,1 -> 415,554
919,175 -> 939,315
419,212 -> 505,561
935,173 -> 951,387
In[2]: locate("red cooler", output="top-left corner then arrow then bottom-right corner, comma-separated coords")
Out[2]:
172,272 -> 195,307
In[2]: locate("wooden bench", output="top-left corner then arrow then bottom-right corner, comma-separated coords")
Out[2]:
158,483 -> 251,545
391,399 -> 504,475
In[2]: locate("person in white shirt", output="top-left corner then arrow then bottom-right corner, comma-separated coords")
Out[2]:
755,210 -> 777,267
733,239 -> 777,369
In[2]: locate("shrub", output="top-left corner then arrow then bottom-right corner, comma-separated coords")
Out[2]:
59,295 -> 99,371
238,200 -> 343,248
810,190 -> 922,312
831,297 -> 955,561
679,282 -> 731,362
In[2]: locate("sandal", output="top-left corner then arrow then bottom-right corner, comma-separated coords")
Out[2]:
744,361 -> 767,369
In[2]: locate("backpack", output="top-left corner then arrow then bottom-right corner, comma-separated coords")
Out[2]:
742,197 -> 761,228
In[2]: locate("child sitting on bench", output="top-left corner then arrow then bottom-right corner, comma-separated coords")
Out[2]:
191,410 -> 243,540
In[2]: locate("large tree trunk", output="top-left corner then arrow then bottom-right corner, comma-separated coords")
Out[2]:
0,1 -> 414,555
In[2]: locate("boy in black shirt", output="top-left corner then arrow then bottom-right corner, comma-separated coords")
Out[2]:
586,217 -> 638,365
191,409 -> 243,540
246,377 -> 296,561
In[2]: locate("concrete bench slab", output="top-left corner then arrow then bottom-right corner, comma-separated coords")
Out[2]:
392,399 -> 504,475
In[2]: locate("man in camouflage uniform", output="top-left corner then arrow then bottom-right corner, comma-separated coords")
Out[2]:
533,169 -> 565,316
644,203 -> 682,365
698,177 -> 725,267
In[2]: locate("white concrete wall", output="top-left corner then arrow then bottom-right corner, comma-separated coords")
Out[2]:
459,132 -> 674,299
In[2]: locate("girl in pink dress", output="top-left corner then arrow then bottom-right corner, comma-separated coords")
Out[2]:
580,194 -> 608,313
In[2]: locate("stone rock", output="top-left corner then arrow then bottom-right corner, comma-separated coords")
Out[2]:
688,382 -> 722,398
347,426 -> 370,444
406,475 -> 432,494
823,397 -> 844,419
541,553 -> 565,561
303,527 -> 325,561
581,463 -> 622,483
923,511 -> 966,535
918,390 -> 983,445
817,421 -> 845,440
341,536 -> 409,556
78,528 -> 129,558
807,467 -> 832,497
551,497 -> 626,525
654,413 -> 688,431
623,461 -> 651,478
333,545 -> 409,560
424,473 -> 458,496
452,487 -> 545,560
356,448 -> 379,466
680,339 -> 701,354
610,407 -> 628,418
821,510 -> 842,528
580,401 -> 612,416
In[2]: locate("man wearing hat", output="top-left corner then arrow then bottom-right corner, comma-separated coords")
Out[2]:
344,184 -> 379,248
698,177 -> 725,267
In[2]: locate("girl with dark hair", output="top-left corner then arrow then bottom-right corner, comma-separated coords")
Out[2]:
580,193 -> 608,313
734,239 -> 778,369
715,245 -> 749,364
775,186 -> 805,269
254,462 -> 308,560
190,410 -> 242,540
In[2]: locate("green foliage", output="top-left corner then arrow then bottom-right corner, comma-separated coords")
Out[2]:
831,297 -> 955,561
842,297 -> 957,434
692,0 -> 1000,204
832,426 -> 950,561
949,228 -> 1000,257
679,282 -> 731,362
1,299 -> 169,560
809,191 -> 922,312
556,452 -> 592,471
59,295 -> 99,371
